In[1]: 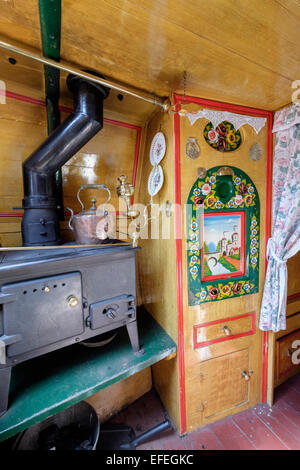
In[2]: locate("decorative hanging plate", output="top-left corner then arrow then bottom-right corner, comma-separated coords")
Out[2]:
203,120 -> 242,152
150,132 -> 166,165
147,164 -> 164,196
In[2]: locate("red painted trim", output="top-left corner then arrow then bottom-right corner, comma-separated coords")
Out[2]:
59,104 -> 71,113
5,90 -> 45,107
261,111 -> 274,403
0,213 -> 23,218
173,93 -> 271,116
287,292 -> 300,302
200,211 -> 246,281
1,90 -> 142,216
173,93 -> 273,416
173,96 -> 186,435
194,312 -> 256,349
59,104 -> 142,132
278,329 -> 300,379
104,118 -> 142,132
131,127 -> 142,205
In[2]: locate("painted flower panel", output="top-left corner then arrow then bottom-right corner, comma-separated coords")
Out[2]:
187,165 -> 260,305
203,121 -> 242,152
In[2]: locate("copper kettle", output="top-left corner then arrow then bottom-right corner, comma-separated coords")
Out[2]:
66,184 -> 114,244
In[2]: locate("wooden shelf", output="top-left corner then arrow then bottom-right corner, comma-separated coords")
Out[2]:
0,310 -> 176,441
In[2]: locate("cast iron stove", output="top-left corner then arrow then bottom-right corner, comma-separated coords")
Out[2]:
0,243 -> 143,417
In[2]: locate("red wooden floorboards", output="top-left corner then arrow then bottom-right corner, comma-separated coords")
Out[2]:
107,373 -> 300,450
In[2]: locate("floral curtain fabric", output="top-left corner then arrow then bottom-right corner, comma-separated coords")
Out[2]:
259,103 -> 300,332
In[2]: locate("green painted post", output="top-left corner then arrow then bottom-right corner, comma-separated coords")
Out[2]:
39,0 -> 64,220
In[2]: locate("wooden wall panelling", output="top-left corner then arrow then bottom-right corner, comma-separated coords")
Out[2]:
0,222 -> 22,247
135,108 -> 181,430
287,252 -> 300,301
176,96 -> 270,432
151,356 -> 180,431
136,108 -> 177,341
287,298 -> 300,317
85,367 -> 152,422
0,49 -> 45,100
0,83 -> 47,245
275,328 -> 300,386
131,123 -> 147,307
267,311 -> 300,405
0,0 -> 41,52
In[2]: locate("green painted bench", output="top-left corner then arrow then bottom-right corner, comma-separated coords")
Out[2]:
0,310 -> 176,441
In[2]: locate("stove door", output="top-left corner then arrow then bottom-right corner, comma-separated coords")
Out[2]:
88,294 -> 136,330
1,272 -> 84,357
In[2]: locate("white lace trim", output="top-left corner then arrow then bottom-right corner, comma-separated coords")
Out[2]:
187,109 -> 267,134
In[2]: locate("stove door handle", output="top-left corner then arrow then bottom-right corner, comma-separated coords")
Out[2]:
0,334 -> 22,346
0,293 -> 17,305
0,334 -> 22,365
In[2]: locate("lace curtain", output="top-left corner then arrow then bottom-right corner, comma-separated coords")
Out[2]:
187,108 -> 266,134
259,103 -> 300,332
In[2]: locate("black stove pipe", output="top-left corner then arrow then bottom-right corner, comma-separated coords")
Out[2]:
21,73 -> 110,246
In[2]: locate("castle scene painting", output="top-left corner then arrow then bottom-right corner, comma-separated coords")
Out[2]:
201,212 -> 245,280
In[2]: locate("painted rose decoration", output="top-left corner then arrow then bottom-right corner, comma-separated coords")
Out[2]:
203,120 -> 242,152
208,129 -> 219,143
234,195 -> 243,206
201,183 -> 211,196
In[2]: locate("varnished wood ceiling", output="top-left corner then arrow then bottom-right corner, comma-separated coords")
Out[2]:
0,0 -> 299,111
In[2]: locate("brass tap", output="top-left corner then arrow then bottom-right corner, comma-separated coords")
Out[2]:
117,175 -> 138,218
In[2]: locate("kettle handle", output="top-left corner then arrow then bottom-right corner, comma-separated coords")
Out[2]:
77,184 -> 111,212
65,207 -> 75,231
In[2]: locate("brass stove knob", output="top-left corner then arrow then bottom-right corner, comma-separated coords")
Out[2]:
67,295 -> 79,307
